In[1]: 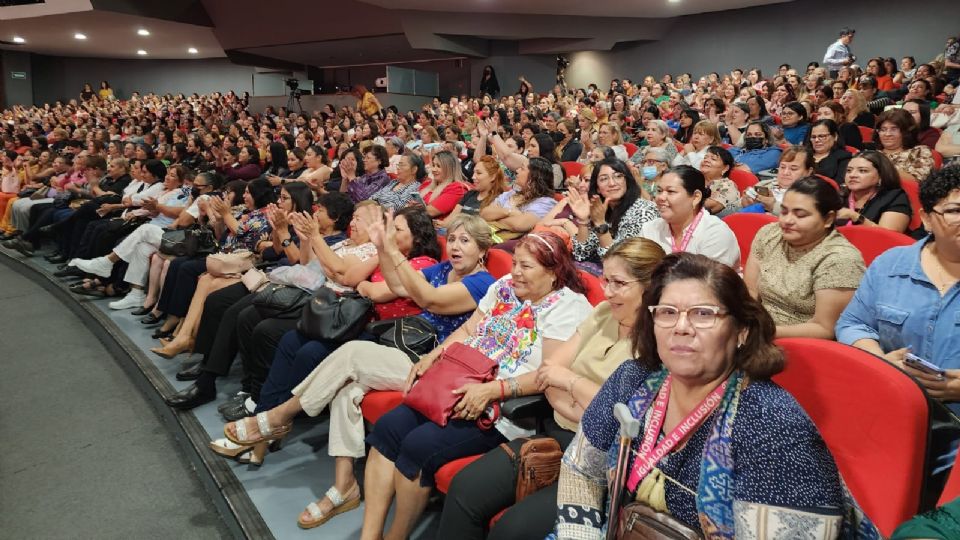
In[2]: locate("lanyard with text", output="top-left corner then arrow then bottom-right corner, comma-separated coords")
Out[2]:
625,375 -> 728,492
670,209 -> 705,253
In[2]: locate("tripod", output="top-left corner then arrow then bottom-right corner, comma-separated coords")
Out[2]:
286,90 -> 303,114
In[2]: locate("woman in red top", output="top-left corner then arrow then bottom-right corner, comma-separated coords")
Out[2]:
418,150 -> 469,218
867,57 -> 896,92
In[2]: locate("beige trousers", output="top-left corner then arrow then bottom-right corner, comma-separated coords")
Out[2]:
291,340 -> 412,458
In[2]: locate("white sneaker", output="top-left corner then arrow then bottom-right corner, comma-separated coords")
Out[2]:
73,256 -> 114,278
109,290 -> 146,310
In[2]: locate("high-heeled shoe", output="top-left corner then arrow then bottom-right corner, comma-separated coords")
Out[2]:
209,437 -> 282,465
150,338 -> 195,359
224,412 -> 291,465
132,304 -> 156,317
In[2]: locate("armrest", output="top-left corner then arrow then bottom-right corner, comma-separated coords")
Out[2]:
501,394 -> 552,431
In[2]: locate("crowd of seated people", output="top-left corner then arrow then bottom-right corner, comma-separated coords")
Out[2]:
0,32 -> 959,537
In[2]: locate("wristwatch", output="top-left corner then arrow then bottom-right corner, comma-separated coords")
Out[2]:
281,238 -> 293,248
592,222 -> 611,235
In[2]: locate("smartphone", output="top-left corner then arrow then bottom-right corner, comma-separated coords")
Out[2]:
744,187 -> 758,199
755,186 -> 771,197
904,353 -> 946,377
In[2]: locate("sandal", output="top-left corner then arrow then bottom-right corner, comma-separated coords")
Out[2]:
224,412 -> 291,465
298,486 -> 361,529
209,437 -> 282,465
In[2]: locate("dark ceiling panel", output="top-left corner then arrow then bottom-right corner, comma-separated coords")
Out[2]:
238,34 -> 462,68
91,0 -> 212,26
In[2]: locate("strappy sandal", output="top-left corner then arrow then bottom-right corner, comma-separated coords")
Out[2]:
208,437 -> 282,465
224,412 -> 291,465
297,486 -> 361,529
70,278 -> 106,297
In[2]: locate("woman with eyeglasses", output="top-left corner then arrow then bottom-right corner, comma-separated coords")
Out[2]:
809,119 -> 853,184
436,238 -> 666,540
837,166 -> 960,416
569,158 -> 659,270
837,150 -> 912,233
744,177 -> 864,339
779,101 -> 811,145
556,252 -> 879,538
875,108 -> 935,182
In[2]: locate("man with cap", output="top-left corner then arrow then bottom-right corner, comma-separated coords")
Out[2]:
823,27 -> 856,79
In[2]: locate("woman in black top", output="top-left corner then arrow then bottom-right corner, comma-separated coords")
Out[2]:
557,119 -> 583,163
837,150 -> 911,233
479,65 -> 500,98
809,119 -> 853,185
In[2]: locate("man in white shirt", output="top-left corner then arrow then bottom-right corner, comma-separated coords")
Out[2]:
823,27 -> 856,79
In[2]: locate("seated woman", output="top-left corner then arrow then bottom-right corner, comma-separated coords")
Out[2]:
535,162 -> 593,240
295,145 -> 333,193
200,205 -> 440,416
369,152 -> 427,211
810,119 -> 853,184
166,192 -> 355,410
596,122 -> 629,162
215,214 -> 496,527
343,144 -> 391,203
417,150 -> 470,218
679,119 -> 720,169
741,145 -> 814,215
837,166 -> 960,416
69,165 -> 197,310
479,157 -> 557,243
836,150 -> 912,233
839,88 -> 876,128
639,120 -> 679,165
640,165 -> 740,268
358,231 -> 591,540
903,99 -> 942,149
570,158 -> 659,269
633,147 -> 670,199
436,238 -> 666,540
744,177 -> 865,339
780,101 -> 811,145
876,108 -> 935,181
728,121 -> 783,174
438,155 -> 508,229
216,145 -> 262,181
149,178 -> 276,356
481,118 -> 564,189
699,145 -> 742,217
556,252 -> 879,538
817,99 -> 864,150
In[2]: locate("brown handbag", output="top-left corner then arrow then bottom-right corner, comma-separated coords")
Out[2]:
616,502 -> 702,540
206,250 -> 255,277
500,437 -> 564,502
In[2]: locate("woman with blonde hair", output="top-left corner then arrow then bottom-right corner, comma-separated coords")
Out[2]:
839,89 -> 875,127
418,150 -> 470,218
597,122 -> 628,161
439,155 -> 508,228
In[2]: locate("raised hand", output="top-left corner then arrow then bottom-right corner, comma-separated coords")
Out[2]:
566,186 -> 591,222
589,194 -> 609,226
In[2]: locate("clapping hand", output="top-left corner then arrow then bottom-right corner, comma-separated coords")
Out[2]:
289,210 -> 320,238
357,204 -> 387,249
566,187 -> 591,223
588,194 -> 609,226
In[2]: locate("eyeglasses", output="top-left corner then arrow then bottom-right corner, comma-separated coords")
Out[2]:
597,172 -> 626,185
809,134 -> 833,140
929,206 -> 960,225
600,277 -> 640,294
648,305 -> 728,329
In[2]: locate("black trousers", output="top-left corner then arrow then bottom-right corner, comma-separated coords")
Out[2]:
60,201 -> 112,258
436,425 -> 575,540
21,204 -> 57,247
196,282 -> 252,376
236,305 -> 298,399
156,256 -> 207,318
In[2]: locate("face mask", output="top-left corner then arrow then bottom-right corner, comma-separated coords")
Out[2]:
642,166 -> 659,180
191,187 -> 201,199
744,136 -> 764,150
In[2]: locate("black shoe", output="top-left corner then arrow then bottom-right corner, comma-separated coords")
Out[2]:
45,254 -> 67,264
217,392 -> 251,415
44,251 -> 61,261
2,238 -> 33,257
39,224 -> 57,234
53,266 -> 86,278
221,399 -> 255,422
151,327 -> 174,340
165,383 -> 215,410
140,312 -> 164,325
131,305 -> 155,316
176,362 -> 204,382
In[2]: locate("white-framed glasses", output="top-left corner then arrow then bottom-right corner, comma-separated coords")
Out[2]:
648,305 -> 728,329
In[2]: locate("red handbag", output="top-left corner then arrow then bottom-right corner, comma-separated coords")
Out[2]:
403,342 -> 499,427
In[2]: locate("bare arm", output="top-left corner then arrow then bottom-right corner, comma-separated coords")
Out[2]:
775,288 -> 856,340
743,252 -> 760,299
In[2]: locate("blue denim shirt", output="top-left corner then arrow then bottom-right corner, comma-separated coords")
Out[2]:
728,147 -> 782,174
836,237 -> 960,390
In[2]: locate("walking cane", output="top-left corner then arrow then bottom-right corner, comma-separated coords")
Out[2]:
606,402 -> 641,540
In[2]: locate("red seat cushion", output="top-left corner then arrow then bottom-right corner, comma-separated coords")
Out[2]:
836,225 -> 914,266
435,454 -> 484,493
360,390 -> 404,424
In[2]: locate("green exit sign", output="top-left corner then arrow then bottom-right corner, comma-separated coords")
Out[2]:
10,72 -> 26,80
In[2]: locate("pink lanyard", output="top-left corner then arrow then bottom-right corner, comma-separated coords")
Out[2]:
848,192 -> 874,211
625,375 -> 728,491
670,210 -> 705,253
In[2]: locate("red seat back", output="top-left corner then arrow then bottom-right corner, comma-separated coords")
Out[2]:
773,338 -> 928,536
844,145 -> 859,154
624,142 -> 639,158
437,235 -> 447,261
814,174 -> 840,192
723,213 -> 776,268
899,176 -> 923,232
858,126 -> 874,143
673,139 -> 684,152
939,455 -> 960,506
836,225 -> 914,266
931,149 -> 943,171
486,248 -> 513,278
578,270 -> 606,306
727,169 -> 759,194
561,161 -> 583,179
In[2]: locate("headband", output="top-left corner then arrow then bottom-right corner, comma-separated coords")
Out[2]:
526,233 -> 555,254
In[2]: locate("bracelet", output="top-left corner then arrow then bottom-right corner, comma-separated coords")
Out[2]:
575,218 -> 590,226
499,380 -> 506,402
393,258 -> 406,270
567,375 -> 583,396
508,377 -> 520,399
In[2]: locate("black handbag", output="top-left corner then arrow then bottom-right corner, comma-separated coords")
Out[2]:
159,225 -> 218,257
252,283 -> 311,319
297,288 -> 374,342
366,316 -> 438,362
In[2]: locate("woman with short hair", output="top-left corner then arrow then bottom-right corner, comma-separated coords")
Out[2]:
809,119 -> 854,184
876,108 -> 935,181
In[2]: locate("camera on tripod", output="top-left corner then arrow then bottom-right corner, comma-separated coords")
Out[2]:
285,78 -> 301,97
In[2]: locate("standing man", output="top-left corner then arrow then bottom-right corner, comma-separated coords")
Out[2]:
823,27 -> 856,79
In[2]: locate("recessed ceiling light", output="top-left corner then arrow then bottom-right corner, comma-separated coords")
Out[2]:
74,33 -> 87,40
12,36 -> 25,44
137,28 -> 150,36
187,47 -> 198,54
137,49 -> 148,56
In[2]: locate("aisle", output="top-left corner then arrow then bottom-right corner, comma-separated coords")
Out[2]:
0,261 -> 232,539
